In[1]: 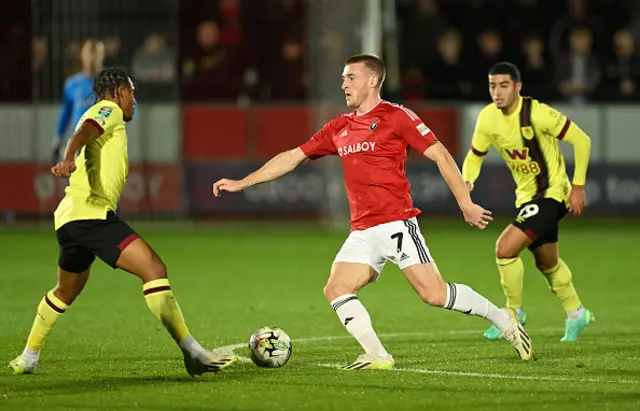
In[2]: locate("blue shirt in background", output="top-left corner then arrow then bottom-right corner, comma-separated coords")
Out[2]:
55,72 -> 95,138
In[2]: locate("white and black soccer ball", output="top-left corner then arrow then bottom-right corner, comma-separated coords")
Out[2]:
248,326 -> 292,368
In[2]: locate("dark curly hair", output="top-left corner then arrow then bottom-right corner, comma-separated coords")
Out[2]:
92,68 -> 131,102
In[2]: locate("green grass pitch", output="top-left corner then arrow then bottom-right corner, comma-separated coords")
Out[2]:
1,218 -> 639,410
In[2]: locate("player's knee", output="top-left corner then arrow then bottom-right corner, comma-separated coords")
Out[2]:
52,285 -> 80,306
146,260 -> 168,281
416,285 -> 446,307
323,283 -> 338,302
495,238 -> 517,259
323,282 -> 353,302
533,250 -> 558,272
535,258 -> 557,272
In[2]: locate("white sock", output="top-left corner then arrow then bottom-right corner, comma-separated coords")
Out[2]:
22,347 -> 40,359
179,336 -> 206,358
331,294 -> 388,357
568,305 -> 585,320
443,283 -> 511,330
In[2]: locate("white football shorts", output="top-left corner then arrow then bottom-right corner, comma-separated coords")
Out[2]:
333,217 -> 434,279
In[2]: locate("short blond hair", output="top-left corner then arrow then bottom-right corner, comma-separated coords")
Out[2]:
345,53 -> 386,88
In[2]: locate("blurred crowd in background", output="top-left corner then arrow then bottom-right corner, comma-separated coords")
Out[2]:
2,0 -> 640,103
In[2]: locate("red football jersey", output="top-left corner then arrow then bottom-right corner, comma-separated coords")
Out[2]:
299,100 -> 438,231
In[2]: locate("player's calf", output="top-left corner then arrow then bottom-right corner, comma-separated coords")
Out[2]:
403,262 -> 533,358
325,262 -> 390,359
53,266 -> 91,305
115,236 -> 232,374
9,265 -> 91,375
116,237 -> 167,283
409,272 -> 447,307
494,225 -> 529,316
8,289 -> 70,374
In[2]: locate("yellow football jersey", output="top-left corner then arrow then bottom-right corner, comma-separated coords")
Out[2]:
54,100 -> 128,230
467,96 -> 572,207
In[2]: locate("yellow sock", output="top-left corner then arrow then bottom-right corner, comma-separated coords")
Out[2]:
496,257 -> 524,309
26,290 -> 69,351
143,279 -> 191,343
542,259 -> 582,313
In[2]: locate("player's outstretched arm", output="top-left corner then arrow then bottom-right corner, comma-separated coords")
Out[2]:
51,121 -> 102,177
560,123 -> 591,216
424,142 -> 493,229
461,150 -> 486,192
213,147 -> 308,197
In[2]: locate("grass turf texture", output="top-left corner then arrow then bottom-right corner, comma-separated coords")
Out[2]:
1,218 -> 639,410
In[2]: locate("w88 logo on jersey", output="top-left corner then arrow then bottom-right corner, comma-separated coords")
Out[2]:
508,161 -> 540,175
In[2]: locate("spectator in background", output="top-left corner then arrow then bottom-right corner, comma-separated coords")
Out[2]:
626,0 -> 640,46
401,63 -> 425,101
470,28 -> 505,99
181,20 -> 243,101
243,0 -> 304,101
63,41 -> 82,78
601,29 -> 640,101
519,34 -> 556,100
0,7 -> 30,101
425,28 -> 471,100
548,0 -> 604,60
217,0 -> 242,46
400,0 -> 448,66
505,0 -> 547,52
267,37 -> 306,100
103,37 -> 122,68
439,0 -> 499,40
132,33 -> 176,84
555,27 -> 601,103
31,36 -> 48,100
32,37 -> 47,77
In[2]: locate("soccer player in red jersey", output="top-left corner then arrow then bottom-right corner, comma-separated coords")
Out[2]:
213,54 -> 533,368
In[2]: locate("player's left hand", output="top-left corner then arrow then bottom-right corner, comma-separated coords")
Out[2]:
51,161 -> 76,177
569,185 -> 586,216
213,178 -> 246,197
461,202 -> 493,229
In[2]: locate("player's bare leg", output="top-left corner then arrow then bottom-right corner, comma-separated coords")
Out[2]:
532,243 -> 594,342
9,267 -> 91,374
116,238 -> 236,376
484,225 -> 530,340
324,262 -> 394,370
403,262 -> 533,361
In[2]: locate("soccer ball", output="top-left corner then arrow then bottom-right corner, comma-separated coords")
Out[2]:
248,326 -> 292,368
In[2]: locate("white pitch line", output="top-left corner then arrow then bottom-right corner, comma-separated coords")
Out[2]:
215,329 -> 492,354
214,328 -> 640,385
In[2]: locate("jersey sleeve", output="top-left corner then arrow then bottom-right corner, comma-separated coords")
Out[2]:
81,104 -> 122,137
532,101 -> 572,140
469,110 -> 492,156
299,117 -> 340,160
392,106 -> 438,153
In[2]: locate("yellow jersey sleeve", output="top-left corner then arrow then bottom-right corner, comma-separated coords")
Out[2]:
79,102 -> 123,138
469,108 -> 492,156
532,101 -> 591,185
462,107 -> 492,184
531,101 -> 571,140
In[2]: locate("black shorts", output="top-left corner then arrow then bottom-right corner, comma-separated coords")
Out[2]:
56,211 -> 140,273
512,198 -> 568,251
